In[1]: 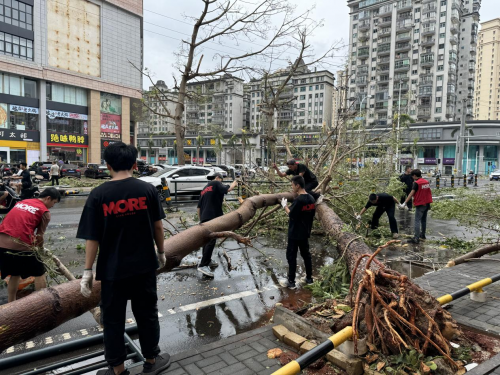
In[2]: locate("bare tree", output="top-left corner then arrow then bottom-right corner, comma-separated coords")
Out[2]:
133,0 -> 314,165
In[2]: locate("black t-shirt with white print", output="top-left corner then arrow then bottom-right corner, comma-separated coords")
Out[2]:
286,164 -> 318,185
197,181 -> 230,223
288,193 -> 316,240
76,177 -> 165,281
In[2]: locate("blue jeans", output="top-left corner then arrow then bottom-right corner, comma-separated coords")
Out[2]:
414,204 -> 430,241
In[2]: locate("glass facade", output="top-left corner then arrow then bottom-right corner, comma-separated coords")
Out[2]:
10,110 -> 37,130
47,83 -> 88,106
0,32 -> 33,60
47,117 -> 87,134
0,0 -> 33,30
48,147 -> 87,165
0,73 -> 37,97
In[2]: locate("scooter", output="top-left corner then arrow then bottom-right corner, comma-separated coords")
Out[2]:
0,179 -> 40,215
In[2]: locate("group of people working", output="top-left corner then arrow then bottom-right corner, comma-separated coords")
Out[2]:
0,148 -> 430,375
356,166 -> 433,244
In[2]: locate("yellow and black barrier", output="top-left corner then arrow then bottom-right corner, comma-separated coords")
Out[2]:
437,273 -> 500,305
271,327 -> 353,375
64,190 -> 80,196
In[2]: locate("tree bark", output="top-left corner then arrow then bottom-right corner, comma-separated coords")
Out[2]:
0,192 -> 296,352
446,243 -> 500,267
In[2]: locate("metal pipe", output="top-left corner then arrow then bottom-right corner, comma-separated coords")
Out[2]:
0,325 -> 138,370
124,333 -> 145,362
271,327 -> 353,375
60,353 -> 138,375
20,350 -> 105,375
437,273 -> 500,305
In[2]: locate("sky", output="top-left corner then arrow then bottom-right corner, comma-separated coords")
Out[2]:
141,0 -> 500,90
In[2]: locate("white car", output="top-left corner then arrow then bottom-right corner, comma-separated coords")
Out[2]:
490,169 -> 500,181
210,166 -> 228,178
139,166 -> 214,198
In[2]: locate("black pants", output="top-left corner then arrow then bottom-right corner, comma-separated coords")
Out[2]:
199,238 -> 216,267
51,176 -> 59,186
101,271 -> 160,367
305,181 -> 320,201
286,238 -> 312,283
371,204 -> 398,234
400,190 -> 413,210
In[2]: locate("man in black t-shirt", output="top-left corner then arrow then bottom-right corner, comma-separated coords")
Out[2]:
357,193 -> 400,238
399,166 -> 413,211
273,159 -> 321,202
197,173 -> 238,278
77,142 -> 171,375
10,162 -> 32,194
280,175 -> 316,290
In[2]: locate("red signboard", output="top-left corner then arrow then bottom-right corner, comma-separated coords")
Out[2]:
100,113 -> 121,134
159,156 -> 167,161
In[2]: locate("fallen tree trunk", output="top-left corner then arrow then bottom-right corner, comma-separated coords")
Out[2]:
0,192 -> 295,353
446,243 -> 500,267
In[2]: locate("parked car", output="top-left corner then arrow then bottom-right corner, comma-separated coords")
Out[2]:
29,162 -> 52,180
139,166 -> 215,199
85,164 -> 110,179
234,164 -> 256,178
214,165 -> 236,179
210,166 -> 228,178
136,159 -> 148,173
60,164 -> 81,178
490,169 -> 500,181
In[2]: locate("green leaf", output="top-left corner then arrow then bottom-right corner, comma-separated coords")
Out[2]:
426,361 -> 437,370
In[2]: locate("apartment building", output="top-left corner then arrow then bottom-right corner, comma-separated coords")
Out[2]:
332,69 -> 349,127
138,80 -> 177,135
0,0 -> 143,165
247,62 -> 335,132
184,74 -> 245,134
474,18 -> 500,120
347,0 -> 480,127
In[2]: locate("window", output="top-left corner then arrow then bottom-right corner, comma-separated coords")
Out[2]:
440,22 -> 446,28
48,83 -> 87,106
300,95 -> 305,100
0,0 -> 33,31
0,32 -> 33,60
300,87 -> 306,92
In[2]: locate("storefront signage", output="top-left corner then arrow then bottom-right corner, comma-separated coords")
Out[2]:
100,93 -> 122,115
418,158 -> 437,165
192,157 -> 204,163
101,132 -> 121,139
399,158 -> 413,165
48,133 -> 88,145
46,109 -> 88,121
159,156 -> 167,161
206,157 -> 216,163
100,113 -> 121,134
443,158 -> 455,165
101,139 -> 119,149
0,129 -> 40,142
10,105 -> 39,114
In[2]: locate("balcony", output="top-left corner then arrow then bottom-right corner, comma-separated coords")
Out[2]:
418,89 -> 433,97
446,107 -> 455,119
450,35 -> 458,45
359,20 -> 371,31
357,68 -> 369,76
378,76 -> 390,83
395,42 -> 411,52
358,33 -> 369,42
396,33 -> 412,42
377,64 -> 390,73
447,84 -> 456,94
357,48 -> 370,58
471,36 -> 478,45
451,10 -> 460,23
378,56 -> 391,63
397,19 -> 413,31
421,27 -> 436,36
356,78 -> 368,86
395,61 -> 410,72
394,83 -> 409,92
421,38 -> 435,47
421,4 -> 437,12
470,46 -> 477,55
378,28 -> 392,37
378,45 -> 391,55
186,105 -> 198,112
417,108 -> 431,119
186,113 -> 199,120
420,54 -> 435,67
375,104 -> 389,112
450,25 -> 459,34
468,80 -> 474,89
469,62 -> 476,72
422,14 -> 436,23
379,4 -> 393,16
379,17 -> 392,27
394,73 -> 409,81
449,53 -> 458,63
397,1 -> 412,12
467,90 -> 474,99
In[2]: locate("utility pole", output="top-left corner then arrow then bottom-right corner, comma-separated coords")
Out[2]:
455,99 -> 467,178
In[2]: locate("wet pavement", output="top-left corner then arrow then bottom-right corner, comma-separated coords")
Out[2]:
0,195 -> 495,374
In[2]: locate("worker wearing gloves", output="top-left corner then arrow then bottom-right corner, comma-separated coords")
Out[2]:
77,142 -> 170,375
356,193 -> 400,239
280,175 -> 316,290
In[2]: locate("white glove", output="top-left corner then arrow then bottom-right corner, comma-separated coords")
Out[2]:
399,203 -> 406,210
404,205 -> 409,211
281,198 -> 287,208
355,215 -> 361,220
80,270 -> 93,298
157,252 -> 166,268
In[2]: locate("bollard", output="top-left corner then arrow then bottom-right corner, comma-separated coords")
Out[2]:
338,181 -> 343,188
474,174 -> 478,187
451,175 -> 455,188
436,176 -> 440,189
160,178 -> 172,207
463,174 -> 467,188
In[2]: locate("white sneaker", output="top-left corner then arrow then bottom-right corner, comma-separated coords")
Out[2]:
393,233 -> 399,239
197,266 -> 214,278
209,260 -> 219,268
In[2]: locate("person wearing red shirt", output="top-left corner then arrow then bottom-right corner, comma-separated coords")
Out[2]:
0,188 -> 61,302
402,169 -> 433,244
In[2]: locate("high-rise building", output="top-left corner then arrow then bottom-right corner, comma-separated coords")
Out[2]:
475,18 -> 500,120
0,0 -> 143,165
184,74 -> 245,134
347,0 -> 480,126
247,60 -> 335,132
138,80 -> 177,135
332,69 -> 349,127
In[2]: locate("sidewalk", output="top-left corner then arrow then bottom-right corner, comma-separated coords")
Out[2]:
127,325 -> 295,375
414,253 -> 500,335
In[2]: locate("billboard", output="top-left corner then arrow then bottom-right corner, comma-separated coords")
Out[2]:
100,93 -> 122,115
100,113 -> 121,134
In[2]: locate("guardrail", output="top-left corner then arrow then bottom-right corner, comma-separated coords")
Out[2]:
437,273 -> 500,305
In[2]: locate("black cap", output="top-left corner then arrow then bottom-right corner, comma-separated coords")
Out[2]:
286,159 -> 297,166
207,173 -> 224,180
